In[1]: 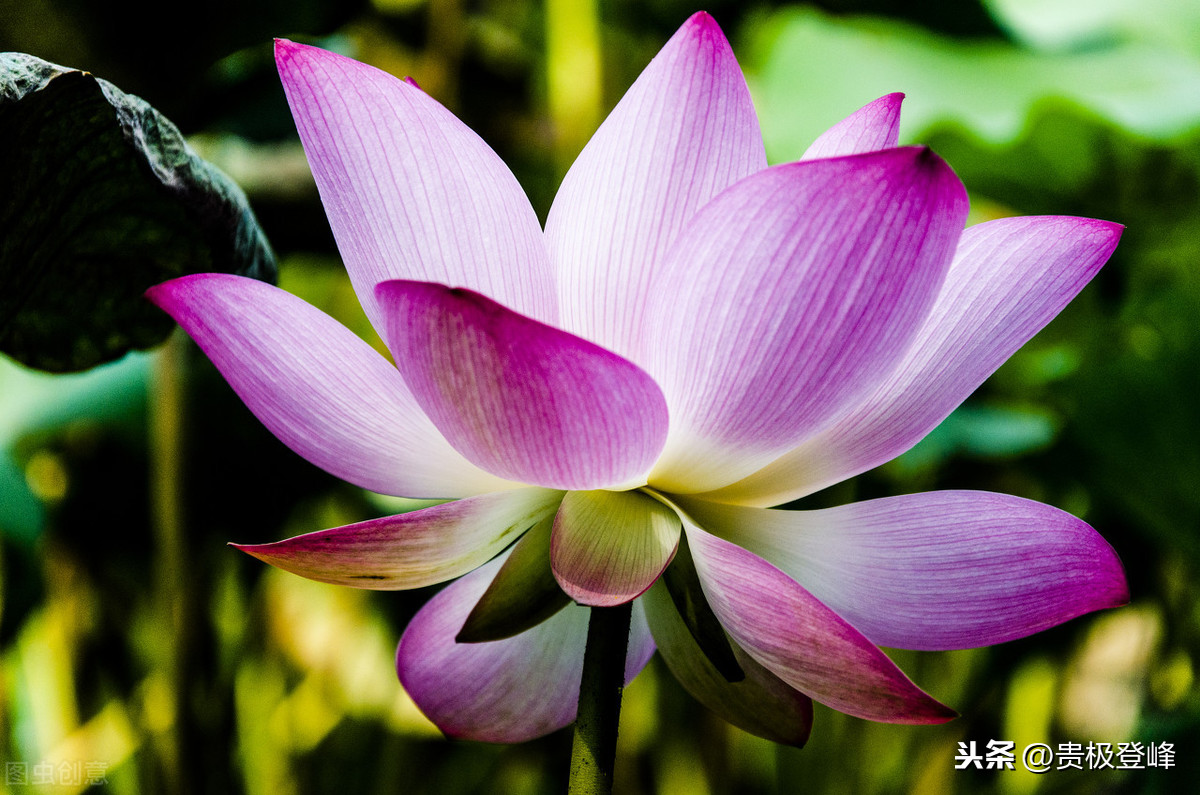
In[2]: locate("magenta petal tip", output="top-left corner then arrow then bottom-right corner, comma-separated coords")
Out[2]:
273,37 -> 303,64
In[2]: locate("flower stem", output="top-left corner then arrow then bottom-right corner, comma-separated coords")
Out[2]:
568,602 -> 632,795
150,329 -> 195,795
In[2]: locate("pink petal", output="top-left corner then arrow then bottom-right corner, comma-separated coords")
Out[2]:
646,148 -> 968,493
544,11 -> 766,362
705,216 -> 1122,506
643,581 -> 813,746
679,492 -> 1128,651
275,40 -> 556,335
551,490 -> 681,606
396,554 -> 655,743
146,273 -> 509,498
232,488 -> 562,590
682,516 -> 955,723
377,281 -> 669,490
801,93 -> 905,160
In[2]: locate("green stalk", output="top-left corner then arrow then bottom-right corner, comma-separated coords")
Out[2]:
546,0 -> 603,179
150,329 -> 194,795
568,602 -> 632,795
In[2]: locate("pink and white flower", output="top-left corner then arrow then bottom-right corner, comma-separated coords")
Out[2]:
148,12 -> 1127,745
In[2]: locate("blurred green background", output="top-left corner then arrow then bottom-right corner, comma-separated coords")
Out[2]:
3,0 -> 1200,792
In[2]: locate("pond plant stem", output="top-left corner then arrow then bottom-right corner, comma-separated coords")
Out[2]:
150,330 -> 194,795
568,602 -> 633,795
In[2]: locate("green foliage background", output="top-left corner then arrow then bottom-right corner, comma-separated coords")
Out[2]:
2,0 -> 1199,792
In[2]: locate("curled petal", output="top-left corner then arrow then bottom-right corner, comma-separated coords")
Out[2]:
397,554 -> 655,743
705,216 -> 1122,506
233,488 -> 562,590
681,518 -> 955,723
147,273 -> 509,498
275,39 -> 556,332
647,147 -> 968,493
679,492 -> 1128,651
801,93 -> 904,160
644,581 -> 813,746
551,490 -> 681,606
378,281 -> 669,490
545,11 -> 766,362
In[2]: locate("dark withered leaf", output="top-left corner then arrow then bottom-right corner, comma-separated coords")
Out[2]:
0,53 -> 275,372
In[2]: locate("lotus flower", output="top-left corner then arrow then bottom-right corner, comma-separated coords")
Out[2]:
147,12 -> 1128,745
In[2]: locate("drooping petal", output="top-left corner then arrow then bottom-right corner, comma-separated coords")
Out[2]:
644,581 -> 813,746
396,554 -> 655,743
681,515 -> 955,723
678,492 -> 1128,651
551,490 -> 681,606
704,216 -> 1122,506
457,514 -> 571,642
233,488 -> 562,590
377,281 -> 669,491
544,11 -> 766,361
147,273 -> 511,498
275,39 -> 556,334
627,601 -> 658,679
801,93 -> 904,160
646,148 -> 968,493
660,532 -> 743,682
